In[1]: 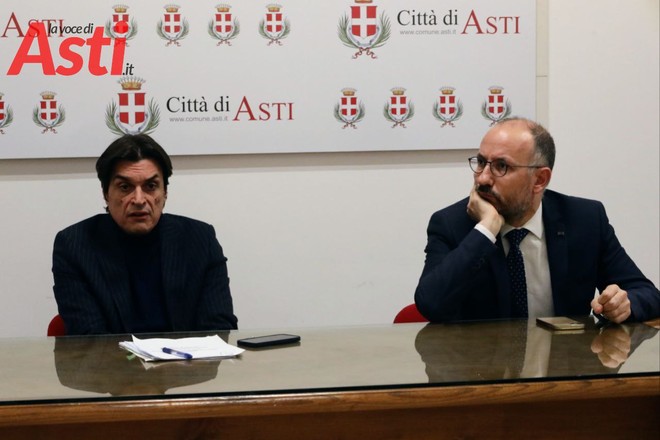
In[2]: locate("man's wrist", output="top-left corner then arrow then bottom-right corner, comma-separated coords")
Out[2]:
479,215 -> 503,237
474,224 -> 497,243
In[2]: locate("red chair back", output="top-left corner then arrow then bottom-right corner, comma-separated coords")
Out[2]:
47,314 -> 66,336
393,304 -> 428,323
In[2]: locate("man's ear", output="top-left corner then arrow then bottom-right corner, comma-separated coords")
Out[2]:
534,167 -> 552,193
102,190 -> 109,212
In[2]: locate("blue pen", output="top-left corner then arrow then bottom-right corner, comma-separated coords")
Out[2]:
162,347 -> 193,359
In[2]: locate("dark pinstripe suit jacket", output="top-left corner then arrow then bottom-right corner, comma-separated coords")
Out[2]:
52,213 -> 238,335
415,190 -> 660,322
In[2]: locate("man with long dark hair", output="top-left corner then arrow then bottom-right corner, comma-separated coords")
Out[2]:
52,134 -> 238,335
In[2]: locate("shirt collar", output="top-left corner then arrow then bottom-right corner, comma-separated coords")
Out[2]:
500,202 -> 544,239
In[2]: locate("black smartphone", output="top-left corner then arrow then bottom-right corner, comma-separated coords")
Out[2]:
236,334 -> 301,348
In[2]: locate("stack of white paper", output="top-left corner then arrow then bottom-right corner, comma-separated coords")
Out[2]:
119,335 -> 244,362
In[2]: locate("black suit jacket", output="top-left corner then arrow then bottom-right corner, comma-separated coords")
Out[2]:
415,190 -> 660,322
53,213 -> 238,335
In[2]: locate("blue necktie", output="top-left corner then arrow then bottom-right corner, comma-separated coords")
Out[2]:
506,228 -> 529,318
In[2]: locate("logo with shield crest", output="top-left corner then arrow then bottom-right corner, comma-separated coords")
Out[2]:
157,4 -> 189,46
433,87 -> 463,127
259,4 -> 290,46
33,91 -> 65,134
482,86 -> 512,125
0,93 -> 13,134
334,88 -> 365,129
338,0 -> 391,59
384,87 -> 413,128
105,77 -> 160,135
209,4 -> 240,45
105,4 -> 138,43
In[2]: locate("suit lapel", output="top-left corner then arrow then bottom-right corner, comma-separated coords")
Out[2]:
159,215 -> 185,328
542,192 -> 569,315
96,216 -> 132,331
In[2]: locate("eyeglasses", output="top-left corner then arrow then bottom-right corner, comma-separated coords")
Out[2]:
468,156 -> 544,177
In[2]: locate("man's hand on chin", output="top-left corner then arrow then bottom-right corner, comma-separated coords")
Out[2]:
467,185 -> 504,236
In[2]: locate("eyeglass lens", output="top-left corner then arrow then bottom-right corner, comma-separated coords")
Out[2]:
470,157 -> 507,176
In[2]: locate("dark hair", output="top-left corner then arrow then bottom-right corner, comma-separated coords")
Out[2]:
96,134 -> 173,194
499,117 -> 556,170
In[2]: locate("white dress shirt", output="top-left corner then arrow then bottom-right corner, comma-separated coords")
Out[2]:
475,203 -> 555,318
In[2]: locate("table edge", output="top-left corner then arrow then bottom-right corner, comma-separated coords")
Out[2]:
1,375 -> 658,427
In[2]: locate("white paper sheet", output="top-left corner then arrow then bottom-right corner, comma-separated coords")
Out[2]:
119,334 -> 244,362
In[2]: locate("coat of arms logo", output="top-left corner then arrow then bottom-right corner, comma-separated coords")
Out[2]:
334,88 -> 365,129
384,87 -> 413,128
482,86 -> 512,125
0,93 -> 13,134
259,4 -> 290,46
33,91 -> 65,134
338,0 -> 391,59
209,4 -> 240,45
105,77 -> 160,135
433,87 -> 463,127
157,4 -> 189,46
105,5 -> 138,43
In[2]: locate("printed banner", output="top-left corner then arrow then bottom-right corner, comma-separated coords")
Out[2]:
0,1 -> 535,158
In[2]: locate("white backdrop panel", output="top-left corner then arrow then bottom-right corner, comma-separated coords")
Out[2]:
0,1 -> 535,158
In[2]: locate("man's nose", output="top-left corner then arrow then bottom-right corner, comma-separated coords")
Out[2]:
475,165 -> 495,185
131,187 -> 145,204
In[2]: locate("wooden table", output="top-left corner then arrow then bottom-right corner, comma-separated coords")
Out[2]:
1,320 -> 658,439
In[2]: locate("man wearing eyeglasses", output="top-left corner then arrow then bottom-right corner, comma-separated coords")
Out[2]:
415,117 -> 659,323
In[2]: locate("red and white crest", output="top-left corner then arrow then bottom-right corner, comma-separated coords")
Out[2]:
389,91 -> 408,119
112,5 -> 130,37
106,77 -> 160,135
438,93 -> 457,116
385,87 -> 414,127
265,6 -> 283,34
113,12 -> 129,26
34,91 -> 63,133
158,5 -> 188,46
487,88 -> 506,117
434,87 -> 462,127
163,11 -> 182,35
0,92 -> 10,133
215,10 -> 233,34
481,86 -> 511,125
351,4 -> 377,39
261,4 -> 289,45
40,96 -> 59,123
118,91 -> 146,126
0,92 -> 12,134
210,4 -> 239,45
335,88 -> 364,129
339,0 -> 390,58
340,94 -> 359,121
